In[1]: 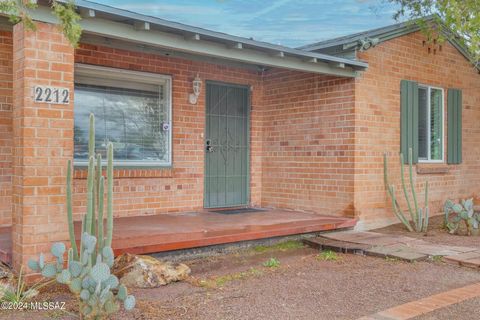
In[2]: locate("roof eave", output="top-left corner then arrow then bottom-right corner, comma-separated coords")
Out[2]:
300,19 -> 421,52
30,0 -> 366,77
301,16 -> 478,72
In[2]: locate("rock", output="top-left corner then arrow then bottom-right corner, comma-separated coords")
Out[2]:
113,253 -> 191,288
0,262 -> 12,280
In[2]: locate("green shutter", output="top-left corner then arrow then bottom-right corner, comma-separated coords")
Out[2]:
400,80 -> 419,164
447,89 -> 462,164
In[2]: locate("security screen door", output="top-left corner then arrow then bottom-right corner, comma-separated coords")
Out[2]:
204,82 -> 249,208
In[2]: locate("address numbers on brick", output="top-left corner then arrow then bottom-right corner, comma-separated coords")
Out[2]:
34,86 -> 70,104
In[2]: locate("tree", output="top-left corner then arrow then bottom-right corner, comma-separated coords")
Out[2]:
0,0 -> 82,46
387,0 -> 479,68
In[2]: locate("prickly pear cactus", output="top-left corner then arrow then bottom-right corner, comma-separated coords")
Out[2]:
124,295 -> 136,311
51,242 -> 66,258
27,114 -> 135,319
444,198 -> 480,235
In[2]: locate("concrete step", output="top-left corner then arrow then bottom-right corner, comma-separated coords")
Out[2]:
304,230 -> 479,264
303,237 -> 371,255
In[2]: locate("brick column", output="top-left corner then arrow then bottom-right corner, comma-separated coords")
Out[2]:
12,22 -> 74,270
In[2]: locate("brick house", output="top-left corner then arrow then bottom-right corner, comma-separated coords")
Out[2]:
0,1 -> 478,270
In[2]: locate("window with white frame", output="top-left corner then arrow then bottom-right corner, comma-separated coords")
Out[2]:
74,64 -> 172,166
418,85 -> 443,162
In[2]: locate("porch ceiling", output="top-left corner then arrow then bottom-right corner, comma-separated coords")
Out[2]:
29,0 -> 368,77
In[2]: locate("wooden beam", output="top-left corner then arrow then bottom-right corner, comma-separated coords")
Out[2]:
305,57 -> 317,63
134,21 -> 150,31
274,51 -> 284,58
186,33 -> 201,41
330,62 -> 345,69
79,8 -> 95,18
229,42 -> 243,50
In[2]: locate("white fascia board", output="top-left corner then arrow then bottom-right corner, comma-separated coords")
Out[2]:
30,6 -> 360,77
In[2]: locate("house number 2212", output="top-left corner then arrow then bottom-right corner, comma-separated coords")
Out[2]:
34,86 -> 70,104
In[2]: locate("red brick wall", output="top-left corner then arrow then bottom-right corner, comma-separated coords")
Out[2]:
2,30 -> 359,232
73,44 -> 264,219
261,69 -> 355,216
354,31 -> 480,229
5,22 -> 478,254
0,30 -> 12,227
12,22 -> 74,268
72,45 -> 357,219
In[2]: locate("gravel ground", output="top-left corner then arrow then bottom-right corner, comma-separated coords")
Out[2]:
375,215 -> 480,248
413,297 -> 480,320
2,243 -> 480,320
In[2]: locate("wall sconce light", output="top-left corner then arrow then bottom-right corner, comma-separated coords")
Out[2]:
188,73 -> 202,104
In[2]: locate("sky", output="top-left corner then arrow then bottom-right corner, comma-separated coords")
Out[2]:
94,0 -> 401,48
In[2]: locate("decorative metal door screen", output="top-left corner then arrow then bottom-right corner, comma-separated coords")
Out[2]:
204,82 -> 249,208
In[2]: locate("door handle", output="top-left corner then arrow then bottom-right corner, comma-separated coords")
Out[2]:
206,139 -> 215,152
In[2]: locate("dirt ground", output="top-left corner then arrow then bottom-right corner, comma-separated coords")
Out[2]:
375,214 -> 480,248
1,240 -> 480,320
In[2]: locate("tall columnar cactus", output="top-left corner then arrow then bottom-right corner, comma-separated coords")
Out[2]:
384,148 -> 429,233
28,114 -> 135,319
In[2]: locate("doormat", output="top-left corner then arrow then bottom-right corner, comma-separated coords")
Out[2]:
210,208 -> 266,215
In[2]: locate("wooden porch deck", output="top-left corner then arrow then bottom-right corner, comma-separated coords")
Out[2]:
0,209 -> 356,265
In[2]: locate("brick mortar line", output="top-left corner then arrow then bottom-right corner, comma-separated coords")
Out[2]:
357,282 -> 480,320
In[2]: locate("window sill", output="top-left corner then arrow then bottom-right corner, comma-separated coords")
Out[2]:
416,164 -> 449,175
74,167 -> 174,179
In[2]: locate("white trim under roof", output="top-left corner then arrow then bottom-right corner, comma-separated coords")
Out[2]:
27,1 -> 367,78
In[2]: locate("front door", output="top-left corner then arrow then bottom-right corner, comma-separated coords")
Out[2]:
204,82 -> 249,208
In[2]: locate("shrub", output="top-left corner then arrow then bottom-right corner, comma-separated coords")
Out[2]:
263,258 -> 280,268
316,250 -> 339,261
0,266 -> 50,304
